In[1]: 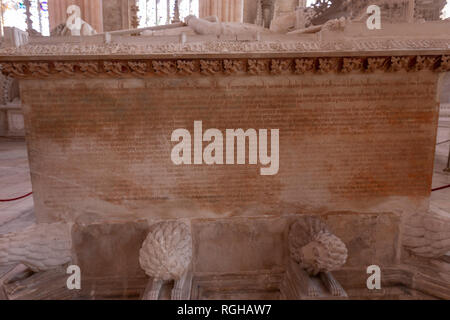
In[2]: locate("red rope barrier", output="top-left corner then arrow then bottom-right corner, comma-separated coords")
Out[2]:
0,192 -> 33,202
432,184 -> 450,192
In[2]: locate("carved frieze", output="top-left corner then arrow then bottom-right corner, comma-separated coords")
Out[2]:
200,60 -> 222,75
294,58 -> 315,74
1,55 -> 449,79
54,62 -> 76,76
176,60 -> 198,75
152,60 -> 177,75
223,59 -> 246,75
271,59 -> 292,74
104,61 -> 129,76
248,59 -> 270,75
342,58 -> 364,73
79,62 -> 99,76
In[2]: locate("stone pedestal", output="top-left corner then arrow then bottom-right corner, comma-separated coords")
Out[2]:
199,0 -> 244,22
0,22 -> 449,299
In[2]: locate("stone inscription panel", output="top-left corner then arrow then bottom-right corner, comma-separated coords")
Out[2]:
20,73 -> 439,222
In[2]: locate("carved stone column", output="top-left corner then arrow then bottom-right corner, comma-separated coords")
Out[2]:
23,0 -> 33,33
199,0 -> 244,22
102,0 -> 138,32
48,0 -> 103,33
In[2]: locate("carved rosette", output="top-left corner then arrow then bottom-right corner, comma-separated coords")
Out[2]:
128,61 -> 148,76
139,221 -> 192,281
1,55 -> 449,79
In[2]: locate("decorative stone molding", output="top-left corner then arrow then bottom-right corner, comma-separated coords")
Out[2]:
294,58 -> 315,74
223,59 -> 246,75
1,38 -> 450,56
1,55 -> 448,80
0,223 -> 73,272
403,210 -> 450,258
139,221 -> 193,300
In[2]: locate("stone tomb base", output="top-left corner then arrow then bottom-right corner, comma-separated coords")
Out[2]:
8,56 -> 447,299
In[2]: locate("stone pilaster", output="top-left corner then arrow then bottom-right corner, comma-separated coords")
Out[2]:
199,0 -> 244,22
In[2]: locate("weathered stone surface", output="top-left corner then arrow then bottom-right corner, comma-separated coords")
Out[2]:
192,217 -> 287,274
323,213 -> 400,268
19,72 -> 439,223
71,221 -> 149,298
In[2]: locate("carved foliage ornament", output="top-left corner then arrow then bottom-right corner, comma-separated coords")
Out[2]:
1,55 -> 448,79
139,221 -> 192,281
289,216 -> 348,276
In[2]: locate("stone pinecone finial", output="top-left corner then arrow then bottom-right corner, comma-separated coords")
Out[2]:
139,221 -> 192,281
289,216 -> 348,276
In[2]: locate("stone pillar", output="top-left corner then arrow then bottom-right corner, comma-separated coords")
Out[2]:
273,0 -> 297,18
48,0 -> 103,33
199,0 -> 244,22
243,0 -> 259,24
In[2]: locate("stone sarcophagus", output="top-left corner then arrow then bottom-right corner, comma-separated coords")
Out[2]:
0,21 -> 449,299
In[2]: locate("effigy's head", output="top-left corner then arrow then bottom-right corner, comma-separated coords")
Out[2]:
289,217 -> 348,276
